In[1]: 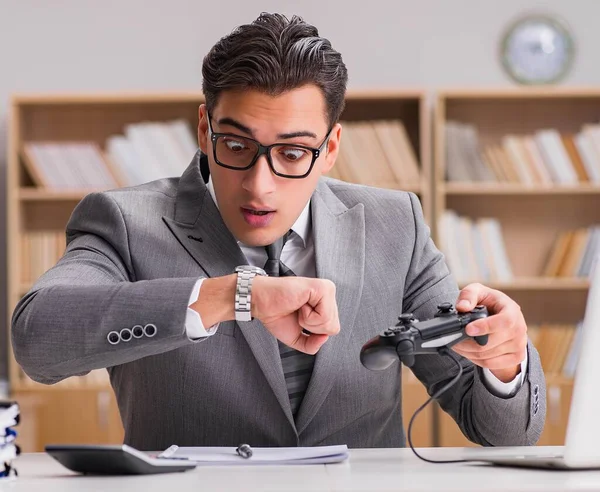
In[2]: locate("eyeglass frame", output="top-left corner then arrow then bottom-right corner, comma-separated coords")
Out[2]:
206,112 -> 333,179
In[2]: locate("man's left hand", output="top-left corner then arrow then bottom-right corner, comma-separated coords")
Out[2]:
452,283 -> 528,383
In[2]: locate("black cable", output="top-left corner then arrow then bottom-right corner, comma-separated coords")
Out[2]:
407,347 -> 470,464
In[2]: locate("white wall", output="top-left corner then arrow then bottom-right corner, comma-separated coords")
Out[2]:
1,0 -> 599,379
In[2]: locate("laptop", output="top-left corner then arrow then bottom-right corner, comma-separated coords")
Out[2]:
473,255 -> 600,470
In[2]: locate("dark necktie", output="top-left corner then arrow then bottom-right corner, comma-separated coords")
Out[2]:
264,232 -> 315,417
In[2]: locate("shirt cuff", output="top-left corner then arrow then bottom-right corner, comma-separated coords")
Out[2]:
186,278 -> 220,340
481,351 -> 528,398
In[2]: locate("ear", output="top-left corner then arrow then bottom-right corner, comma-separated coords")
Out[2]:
320,123 -> 342,174
198,104 -> 209,154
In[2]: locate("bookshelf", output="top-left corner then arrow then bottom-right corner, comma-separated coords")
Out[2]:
434,88 -> 600,447
6,90 -> 431,450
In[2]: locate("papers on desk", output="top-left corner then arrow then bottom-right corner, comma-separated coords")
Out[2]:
158,444 -> 349,465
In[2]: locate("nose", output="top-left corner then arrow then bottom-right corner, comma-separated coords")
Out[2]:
241,154 -> 277,196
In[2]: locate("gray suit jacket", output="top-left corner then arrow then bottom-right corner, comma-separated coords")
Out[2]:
11,152 -> 546,450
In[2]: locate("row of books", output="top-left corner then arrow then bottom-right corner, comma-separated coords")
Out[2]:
529,323 -> 582,378
438,210 -> 513,283
20,232 -> 66,284
22,118 -> 422,191
446,121 -> 600,185
439,211 -> 600,281
544,227 -> 600,278
326,120 -> 421,187
22,142 -> 119,190
21,119 -> 198,190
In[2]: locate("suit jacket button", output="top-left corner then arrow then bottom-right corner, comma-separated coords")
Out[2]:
120,328 -> 133,342
144,324 -> 157,338
107,331 -> 120,345
132,325 -> 144,338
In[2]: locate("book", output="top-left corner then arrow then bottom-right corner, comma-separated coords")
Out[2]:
22,142 -> 120,190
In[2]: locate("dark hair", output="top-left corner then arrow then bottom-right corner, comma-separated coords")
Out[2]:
202,13 -> 348,127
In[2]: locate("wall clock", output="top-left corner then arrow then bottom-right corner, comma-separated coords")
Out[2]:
500,14 -> 575,85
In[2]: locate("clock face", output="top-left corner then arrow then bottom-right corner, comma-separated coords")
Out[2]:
501,15 -> 575,85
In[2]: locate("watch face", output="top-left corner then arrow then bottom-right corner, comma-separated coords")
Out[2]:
500,14 -> 574,85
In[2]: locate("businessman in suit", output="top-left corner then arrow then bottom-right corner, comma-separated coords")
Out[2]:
11,13 -> 545,450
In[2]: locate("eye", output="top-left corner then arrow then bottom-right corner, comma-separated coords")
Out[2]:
280,147 -> 310,161
224,138 -> 249,152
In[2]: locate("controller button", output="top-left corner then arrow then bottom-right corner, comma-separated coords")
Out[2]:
437,302 -> 453,313
398,313 -> 415,325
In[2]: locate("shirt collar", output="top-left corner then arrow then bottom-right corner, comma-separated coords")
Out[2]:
206,176 -> 310,247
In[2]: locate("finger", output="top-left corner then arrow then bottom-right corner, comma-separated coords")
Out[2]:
299,303 -> 335,334
466,352 -> 527,371
453,335 -> 504,354
453,336 -> 527,361
464,304 -> 522,337
300,303 -> 322,325
300,288 -> 340,336
296,334 -> 329,355
456,283 -> 514,313
456,283 -> 488,311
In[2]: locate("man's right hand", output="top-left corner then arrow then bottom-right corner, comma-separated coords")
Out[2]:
252,276 -> 341,354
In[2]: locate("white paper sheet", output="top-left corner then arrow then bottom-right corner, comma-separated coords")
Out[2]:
157,444 -> 349,465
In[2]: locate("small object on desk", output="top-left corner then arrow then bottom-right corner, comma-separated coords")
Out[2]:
45,444 -> 197,475
236,444 -> 253,459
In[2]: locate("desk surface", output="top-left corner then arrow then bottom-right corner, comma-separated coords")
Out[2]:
7,446 -> 600,491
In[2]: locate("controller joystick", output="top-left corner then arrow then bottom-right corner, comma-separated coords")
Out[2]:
360,304 -> 489,370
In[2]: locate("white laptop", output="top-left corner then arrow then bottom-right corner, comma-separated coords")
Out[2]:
472,255 -> 600,470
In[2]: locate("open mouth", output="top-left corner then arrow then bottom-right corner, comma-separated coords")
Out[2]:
241,207 -> 276,227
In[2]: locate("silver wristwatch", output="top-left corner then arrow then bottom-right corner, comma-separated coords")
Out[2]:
234,265 -> 267,322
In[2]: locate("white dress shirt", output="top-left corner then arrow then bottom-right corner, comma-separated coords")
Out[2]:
185,177 -> 527,397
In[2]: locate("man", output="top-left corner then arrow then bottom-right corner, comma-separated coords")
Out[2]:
11,13 -> 545,450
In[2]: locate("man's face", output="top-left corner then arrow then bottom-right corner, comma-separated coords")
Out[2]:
197,85 -> 341,247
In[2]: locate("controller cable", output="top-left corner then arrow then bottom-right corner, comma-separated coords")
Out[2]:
406,347 -> 472,464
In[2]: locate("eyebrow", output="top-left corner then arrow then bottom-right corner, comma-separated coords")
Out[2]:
217,117 -> 318,140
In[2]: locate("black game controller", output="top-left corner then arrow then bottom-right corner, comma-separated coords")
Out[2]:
360,302 -> 489,370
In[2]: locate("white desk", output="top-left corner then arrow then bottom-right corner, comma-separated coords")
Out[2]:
8,447 -> 600,491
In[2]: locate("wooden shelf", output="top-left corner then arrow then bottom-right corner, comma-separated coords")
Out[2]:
438,87 -> 600,99
458,277 -> 589,291
434,90 -> 600,447
18,188 -> 96,201
12,91 -> 205,105
442,183 -> 600,196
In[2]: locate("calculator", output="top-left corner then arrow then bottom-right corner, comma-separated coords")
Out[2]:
45,444 -> 197,475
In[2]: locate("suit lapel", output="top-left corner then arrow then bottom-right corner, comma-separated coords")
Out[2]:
162,152 -> 295,428
296,180 -> 366,434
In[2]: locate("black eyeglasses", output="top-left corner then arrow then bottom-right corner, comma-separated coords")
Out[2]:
207,113 -> 332,179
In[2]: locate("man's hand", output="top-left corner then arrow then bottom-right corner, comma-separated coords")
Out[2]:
452,283 -> 528,383
252,276 -> 340,355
